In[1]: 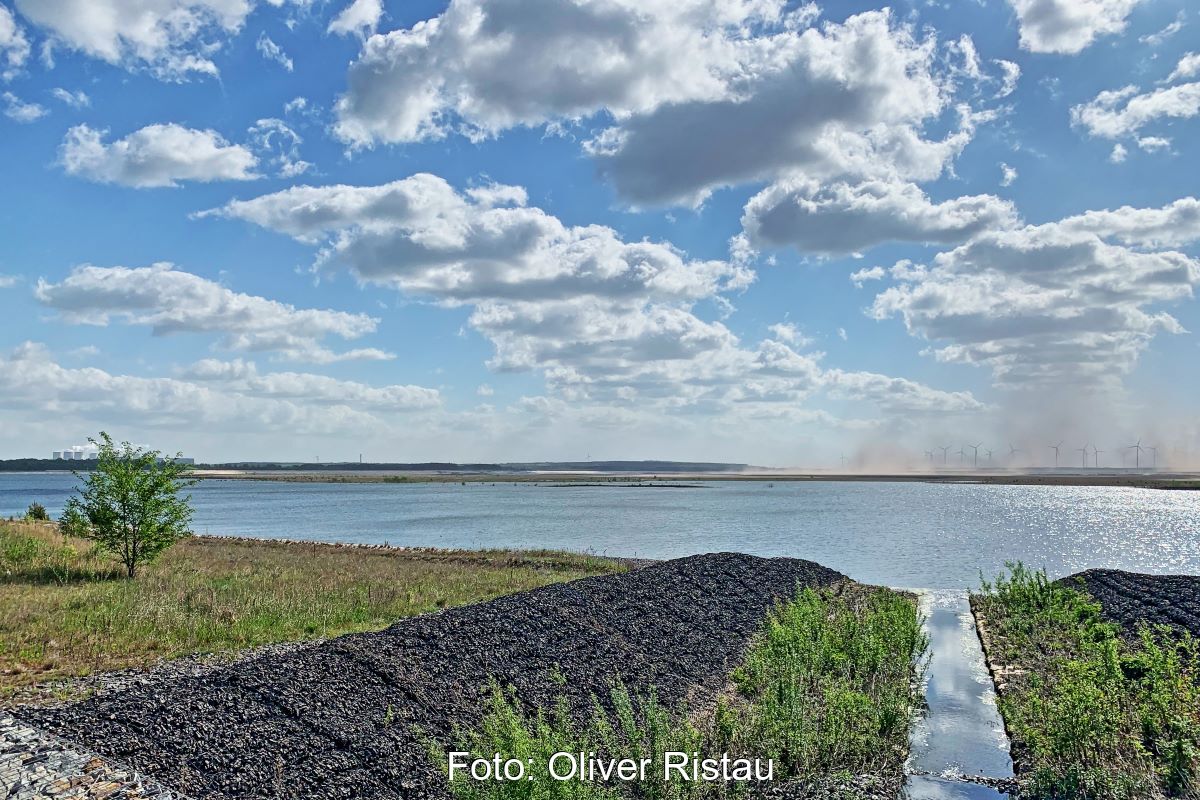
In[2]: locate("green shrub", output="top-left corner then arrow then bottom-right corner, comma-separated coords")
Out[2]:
60,432 -> 196,578
24,503 -> 50,522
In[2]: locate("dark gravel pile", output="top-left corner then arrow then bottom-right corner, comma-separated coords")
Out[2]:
1062,569 -> 1200,639
20,553 -> 844,800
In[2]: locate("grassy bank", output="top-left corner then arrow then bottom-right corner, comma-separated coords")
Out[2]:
973,564 -> 1200,799
438,584 -> 927,800
0,520 -> 622,696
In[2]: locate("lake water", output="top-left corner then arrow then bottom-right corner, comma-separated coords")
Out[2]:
3,473 -> 1196,588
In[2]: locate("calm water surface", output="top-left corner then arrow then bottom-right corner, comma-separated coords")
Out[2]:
3,473 -> 1196,588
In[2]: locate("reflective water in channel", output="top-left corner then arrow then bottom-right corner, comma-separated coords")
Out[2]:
904,592 -> 1012,799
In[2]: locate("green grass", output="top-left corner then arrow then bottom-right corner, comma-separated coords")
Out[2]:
436,585 -> 927,800
974,563 -> 1200,799
0,520 -> 622,695
725,585 -> 928,780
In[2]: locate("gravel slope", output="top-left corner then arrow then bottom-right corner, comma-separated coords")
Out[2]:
1062,569 -> 1200,639
20,553 -> 844,800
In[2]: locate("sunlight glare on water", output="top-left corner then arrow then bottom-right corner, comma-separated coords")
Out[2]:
2,475 -> 1196,588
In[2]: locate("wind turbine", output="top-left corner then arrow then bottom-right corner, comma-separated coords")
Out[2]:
1008,443 -> 1022,467
1049,440 -> 1064,467
924,450 -> 934,464
1147,445 -> 1158,469
956,447 -> 965,466
984,448 -> 993,465
1125,439 -> 1144,469
968,442 -> 981,468
939,445 -> 951,465
1094,447 -> 1104,468
1076,444 -> 1089,469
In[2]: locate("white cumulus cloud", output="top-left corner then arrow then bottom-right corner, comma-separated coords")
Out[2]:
1167,52 -> 1200,83
334,0 -> 815,146
16,0 -> 242,79
2,90 -> 45,121
13,0 -> 311,79
35,263 -> 393,363
1005,0 -> 1143,55
0,4 -> 30,80
742,178 -> 1017,256
869,199 -> 1200,387
586,11 -> 968,206
59,123 -> 258,187
1071,81 -> 1200,140
327,0 -> 381,37
200,173 -> 752,303
332,5 -> 975,209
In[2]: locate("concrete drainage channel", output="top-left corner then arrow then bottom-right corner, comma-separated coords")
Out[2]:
903,591 -> 1014,799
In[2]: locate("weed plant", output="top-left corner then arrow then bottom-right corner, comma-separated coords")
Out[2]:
726,587 -> 928,780
976,563 -> 1200,799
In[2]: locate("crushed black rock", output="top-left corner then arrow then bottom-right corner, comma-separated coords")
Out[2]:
1061,569 -> 1200,639
3,640 -> 324,712
19,553 -> 844,800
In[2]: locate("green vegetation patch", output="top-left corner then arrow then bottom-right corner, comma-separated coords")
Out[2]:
0,520 -> 621,696
974,563 -> 1200,799
437,585 -> 927,800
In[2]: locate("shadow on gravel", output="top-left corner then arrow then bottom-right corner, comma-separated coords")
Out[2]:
19,552 -> 845,800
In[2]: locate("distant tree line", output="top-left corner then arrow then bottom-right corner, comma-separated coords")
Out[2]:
1,458 -> 750,473
0,458 -> 100,472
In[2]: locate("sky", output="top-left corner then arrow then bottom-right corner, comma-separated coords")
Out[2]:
0,0 -> 1198,467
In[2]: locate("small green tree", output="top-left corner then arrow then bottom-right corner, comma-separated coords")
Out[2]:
24,502 -> 50,521
60,432 -> 197,578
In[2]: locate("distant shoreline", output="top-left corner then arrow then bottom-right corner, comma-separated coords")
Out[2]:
5,463 -> 1196,490
188,470 -> 1200,490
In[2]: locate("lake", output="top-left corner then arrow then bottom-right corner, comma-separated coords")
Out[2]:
3,473 -> 1196,588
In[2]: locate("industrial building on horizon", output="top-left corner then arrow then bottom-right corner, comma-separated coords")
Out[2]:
51,445 -> 194,465
51,445 -> 97,461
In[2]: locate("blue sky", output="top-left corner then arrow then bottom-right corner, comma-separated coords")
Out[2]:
0,0 -> 1197,466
